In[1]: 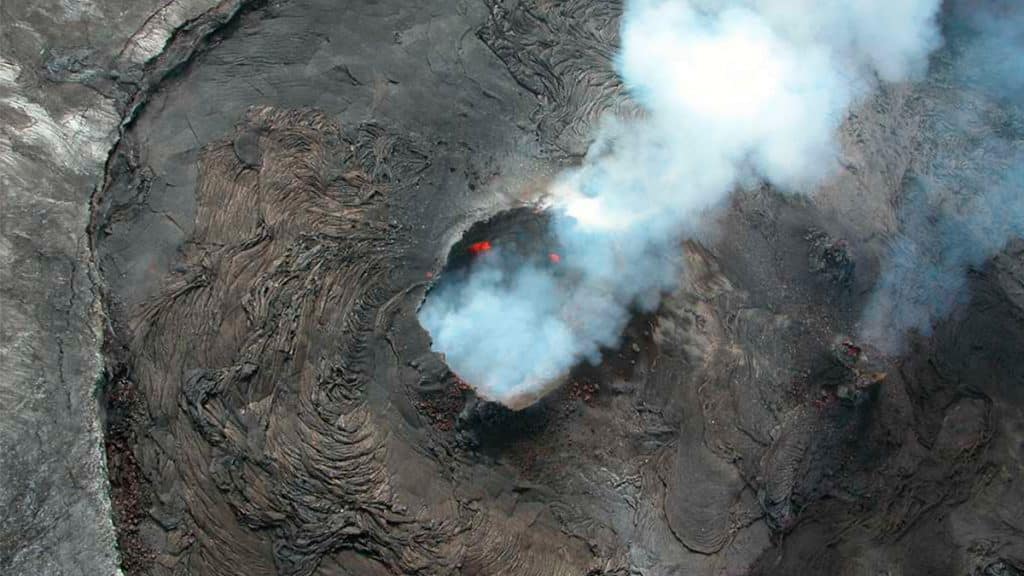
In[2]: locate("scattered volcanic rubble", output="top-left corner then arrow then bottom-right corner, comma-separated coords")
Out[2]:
80,0 -> 1024,575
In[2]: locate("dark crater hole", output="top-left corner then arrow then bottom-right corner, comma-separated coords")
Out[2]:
433,207 -> 557,285
417,207 -> 656,447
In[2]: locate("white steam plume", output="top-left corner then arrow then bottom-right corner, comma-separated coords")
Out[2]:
420,0 -> 941,406
860,0 -> 1024,352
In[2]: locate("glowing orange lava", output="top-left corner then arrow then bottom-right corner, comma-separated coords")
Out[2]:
548,252 -> 561,264
468,241 -> 492,255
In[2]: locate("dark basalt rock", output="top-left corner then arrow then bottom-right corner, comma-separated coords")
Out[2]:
233,129 -> 263,168
82,1 -> 1024,575
806,227 -> 855,287
983,560 -> 1024,576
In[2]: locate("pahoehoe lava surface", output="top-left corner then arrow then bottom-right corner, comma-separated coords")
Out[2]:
90,1 -> 1024,575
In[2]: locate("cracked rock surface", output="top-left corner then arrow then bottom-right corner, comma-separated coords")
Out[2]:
0,0 -> 221,574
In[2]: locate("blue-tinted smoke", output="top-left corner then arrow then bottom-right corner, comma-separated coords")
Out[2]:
953,1 -> 1024,107
420,0 -> 941,407
860,2 -> 1024,352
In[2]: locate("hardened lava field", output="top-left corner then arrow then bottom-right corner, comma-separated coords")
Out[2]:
4,0 -> 1017,575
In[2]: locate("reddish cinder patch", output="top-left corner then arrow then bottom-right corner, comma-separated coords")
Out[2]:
568,380 -> 598,403
813,391 -> 838,412
841,340 -> 862,359
468,240 -> 492,255
548,252 -> 561,264
417,377 -> 472,431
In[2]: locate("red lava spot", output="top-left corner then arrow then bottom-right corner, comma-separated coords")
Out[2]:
813,392 -> 837,412
548,252 -> 561,264
841,340 -> 862,359
425,271 -> 434,279
468,240 -> 492,255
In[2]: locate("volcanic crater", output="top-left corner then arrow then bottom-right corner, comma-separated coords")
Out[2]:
81,0 -> 1024,575
417,206 -> 652,410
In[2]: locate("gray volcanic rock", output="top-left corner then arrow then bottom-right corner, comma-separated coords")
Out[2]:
0,1 -> 184,574
0,1 -> 246,574
3,0 -> 1023,575
92,0 -> 1024,573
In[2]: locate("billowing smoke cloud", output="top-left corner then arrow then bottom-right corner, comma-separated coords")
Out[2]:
420,0 -> 941,406
860,0 -> 1024,352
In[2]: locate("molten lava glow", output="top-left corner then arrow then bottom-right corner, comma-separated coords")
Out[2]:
468,241 -> 492,255
548,253 -> 561,264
